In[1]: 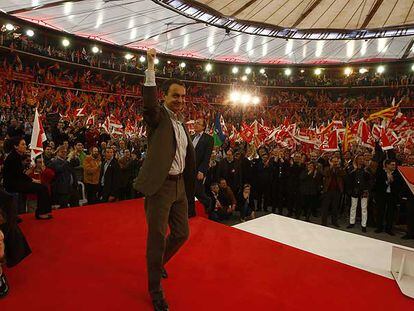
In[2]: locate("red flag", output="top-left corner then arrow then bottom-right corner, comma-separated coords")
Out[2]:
320,130 -> 339,152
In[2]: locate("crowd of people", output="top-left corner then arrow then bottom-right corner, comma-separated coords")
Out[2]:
1,24 -> 414,301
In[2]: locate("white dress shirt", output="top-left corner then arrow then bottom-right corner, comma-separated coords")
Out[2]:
145,70 -> 187,175
192,132 -> 202,148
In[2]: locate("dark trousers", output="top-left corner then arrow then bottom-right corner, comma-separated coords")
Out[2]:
188,179 -> 211,217
256,184 -> 272,212
85,183 -> 99,205
56,188 -> 79,208
376,192 -> 397,231
145,178 -> 189,300
301,194 -> 318,220
11,182 -> 52,216
321,190 -> 341,225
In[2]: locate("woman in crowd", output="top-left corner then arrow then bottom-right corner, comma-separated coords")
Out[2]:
3,137 -> 52,220
299,161 -> 322,221
236,184 -> 255,222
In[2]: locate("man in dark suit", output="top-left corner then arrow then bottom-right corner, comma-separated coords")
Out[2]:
133,49 -> 196,311
188,118 -> 214,217
99,148 -> 121,202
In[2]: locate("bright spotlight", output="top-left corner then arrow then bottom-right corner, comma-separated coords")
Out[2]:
205,63 -> 212,72
230,91 -> 241,102
241,75 -> 248,82
252,96 -> 260,105
284,68 -> 292,76
259,68 -> 265,74
5,24 -> 14,31
241,93 -> 251,105
232,67 -> 239,74
344,67 -> 352,76
26,29 -> 34,37
180,62 -> 186,68
314,68 -> 322,75
359,67 -> 368,74
154,58 -> 159,65
167,60 -> 171,64
125,53 -> 133,60
92,46 -> 99,54
245,67 -> 252,75
62,38 -> 70,47
300,69 -> 305,73
139,55 -> 146,62
377,65 -> 385,74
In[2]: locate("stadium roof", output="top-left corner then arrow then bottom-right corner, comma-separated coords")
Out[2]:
3,0 -> 414,64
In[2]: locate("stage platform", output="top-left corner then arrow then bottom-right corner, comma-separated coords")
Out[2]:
1,199 -> 413,310
234,213 -> 414,279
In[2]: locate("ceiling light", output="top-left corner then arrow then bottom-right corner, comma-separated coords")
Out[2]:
91,46 -> 99,54
26,29 -> 34,37
344,67 -> 352,76
359,67 -> 368,74
300,69 -> 305,73
284,68 -> 292,76
5,24 -> 14,31
314,68 -> 322,75
62,38 -> 70,47
377,65 -> 385,74
245,67 -> 252,75
241,75 -> 248,82
180,62 -> 186,68
154,58 -> 159,65
139,55 -> 146,62
230,91 -> 241,102
205,63 -> 212,72
125,53 -> 133,60
259,68 -> 265,74
241,93 -> 251,105
232,67 -> 239,74
252,96 -> 260,105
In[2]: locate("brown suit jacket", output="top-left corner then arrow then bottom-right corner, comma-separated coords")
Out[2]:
322,166 -> 345,193
134,86 -> 196,197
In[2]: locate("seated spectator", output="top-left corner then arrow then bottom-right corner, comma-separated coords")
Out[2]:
83,147 -> 102,205
3,137 -> 52,220
49,146 -> 79,208
217,178 -> 237,219
236,184 -> 255,222
99,147 -> 121,202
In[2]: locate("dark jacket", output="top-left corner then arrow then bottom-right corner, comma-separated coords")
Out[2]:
100,158 -> 121,200
3,150 -> 32,192
373,166 -> 403,198
236,192 -> 255,212
193,132 -> 214,175
134,86 -> 196,197
299,170 -> 322,196
322,166 -> 346,193
217,158 -> 242,194
49,157 -> 78,194
347,167 -> 372,197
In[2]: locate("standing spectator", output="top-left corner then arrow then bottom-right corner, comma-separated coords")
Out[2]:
287,152 -> 305,217
347,155 -> 372,232
254,149 -> 273,212
299,161 -> 322,221
118,149 -> 133,200
374,159 -> 403,235
49,146 -> 79,208
321,156 -> 345,227
217,149 -> 242,195
188,118 -> 214,217
99,147 -> 121,202
43,145 -> 54,166
83,147 -> 102,205
3,138 -> 52,220
6,119 -> 24,138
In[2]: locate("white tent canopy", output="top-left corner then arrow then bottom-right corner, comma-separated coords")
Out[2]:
2,0 -> 414,64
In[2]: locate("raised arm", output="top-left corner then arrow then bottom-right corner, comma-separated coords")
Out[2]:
142,48 -> 161,128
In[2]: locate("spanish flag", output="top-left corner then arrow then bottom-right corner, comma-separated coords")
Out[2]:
366,105 -> 399,121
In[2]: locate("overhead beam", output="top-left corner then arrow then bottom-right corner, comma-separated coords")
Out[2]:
361,0 -> 384,29
292,0 -> 322,28
231,0 -> 259,17
8,0 -> 88,15
402,38 -> 414,59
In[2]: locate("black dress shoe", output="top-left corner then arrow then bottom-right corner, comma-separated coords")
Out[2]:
152,298 -> 169,311
161,268 -> 168,279
402,234 -> 414,240
385,230 -> 395,236
35,214 -> 53,220
346,224 -> 355,229
374,228 -> 383,233
362,227 -> 367,233
0,273 -> 9,298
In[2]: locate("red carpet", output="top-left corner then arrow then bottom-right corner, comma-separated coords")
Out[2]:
1,199 -> 412,310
